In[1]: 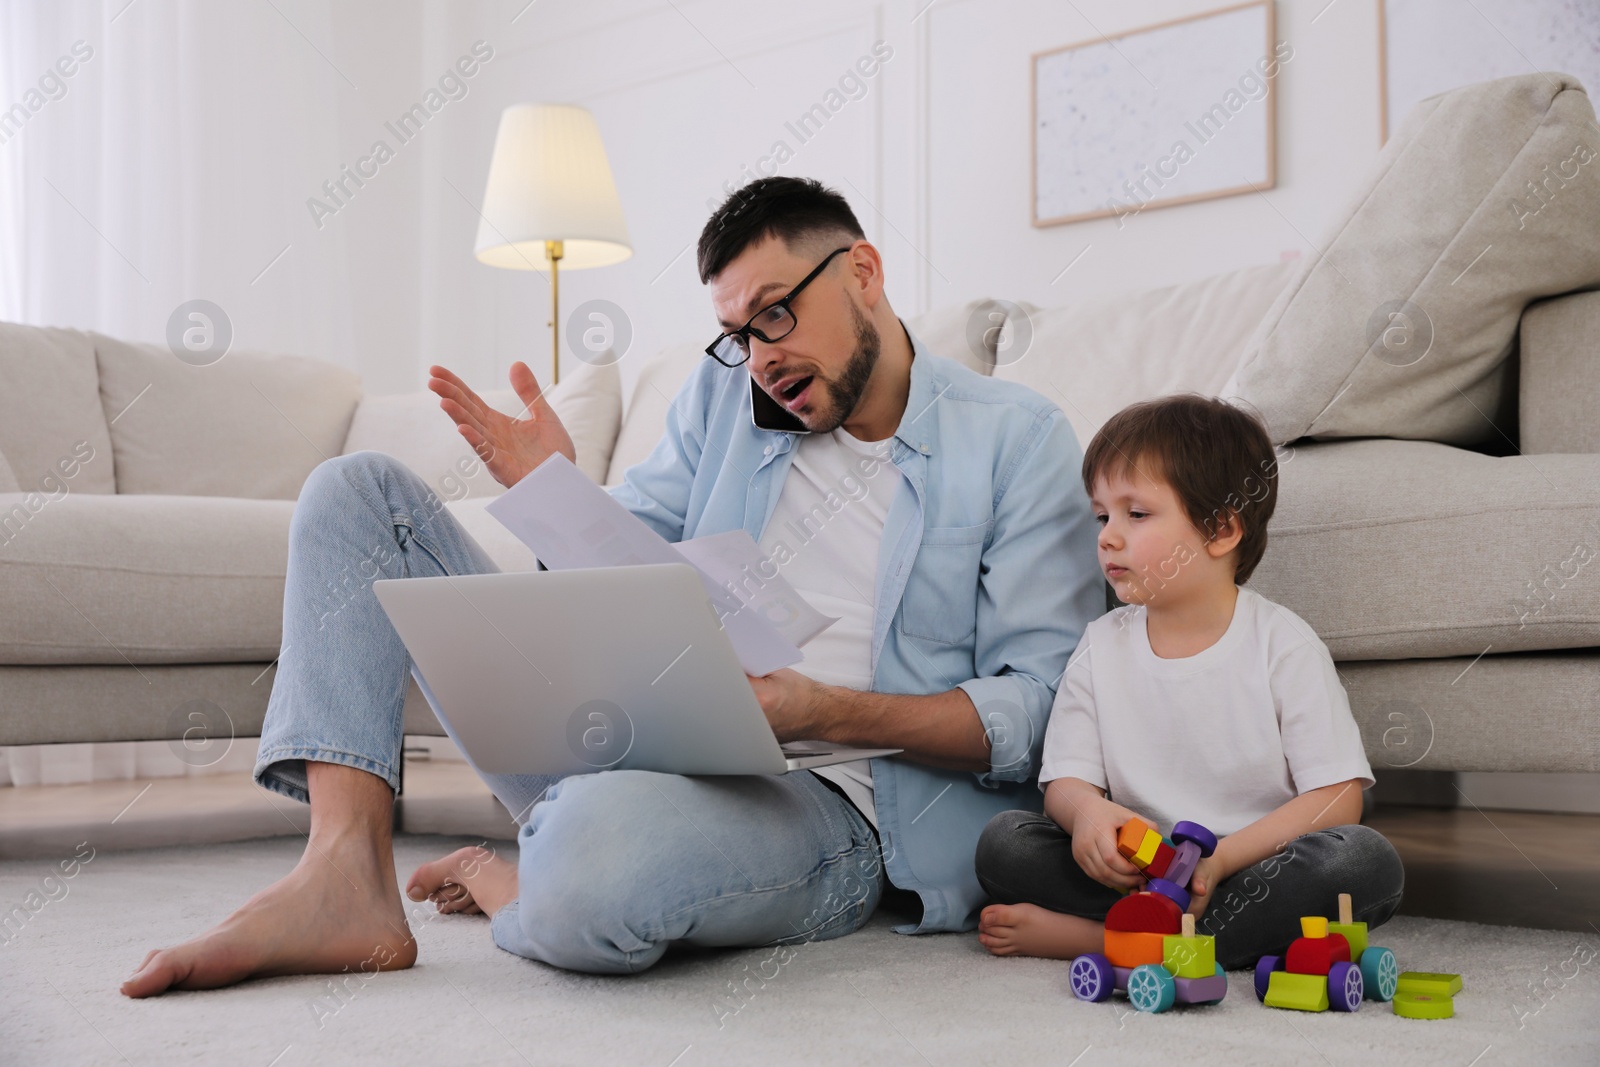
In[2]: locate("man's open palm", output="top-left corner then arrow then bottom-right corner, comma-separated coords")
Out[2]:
427,361 -> 576,488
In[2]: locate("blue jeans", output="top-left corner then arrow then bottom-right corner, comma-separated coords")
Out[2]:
255,452 -> 885,973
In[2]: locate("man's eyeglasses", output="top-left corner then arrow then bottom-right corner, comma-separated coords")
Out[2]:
705,246 -> 852,367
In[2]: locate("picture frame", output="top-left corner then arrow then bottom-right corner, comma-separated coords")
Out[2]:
1031,0 -> 1278,228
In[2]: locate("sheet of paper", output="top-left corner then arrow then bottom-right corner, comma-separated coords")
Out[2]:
671,530 -> 837,648
485,454 -> 805,676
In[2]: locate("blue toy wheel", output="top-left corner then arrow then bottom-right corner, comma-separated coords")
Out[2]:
1328,960 -> 1364,1012
1127,964 -> 1177,1013
1069,953 -> 1115,1003
1361,946 -> 1398,1001
1254,955 -> 1281,1002
1201,961 -> 1227,1005
1171,820 -> 1218,858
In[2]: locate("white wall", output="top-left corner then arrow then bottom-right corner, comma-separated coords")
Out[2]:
2,0 -> 1391,401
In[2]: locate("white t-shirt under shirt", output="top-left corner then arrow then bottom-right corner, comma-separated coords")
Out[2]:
1038,585 -> 1374,836
757,426 -> 900,829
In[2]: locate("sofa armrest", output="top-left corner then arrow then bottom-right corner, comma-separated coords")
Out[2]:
1520,290 -> 1600,454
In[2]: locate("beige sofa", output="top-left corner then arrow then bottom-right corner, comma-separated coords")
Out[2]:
2,72 -> 1597,775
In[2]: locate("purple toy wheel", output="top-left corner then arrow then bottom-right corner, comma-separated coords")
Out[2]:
1070,953 -> 1115,1003
1328,960 -> 1364,1012
1146,876 -> 1191,912
1254,955 -> 1282,1002
1171,820 -> 1218,858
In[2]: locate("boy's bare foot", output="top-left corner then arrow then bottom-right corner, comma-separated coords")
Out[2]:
121,832 -> 415,998
978,902 -> 1104,960
407,845 -> 517,917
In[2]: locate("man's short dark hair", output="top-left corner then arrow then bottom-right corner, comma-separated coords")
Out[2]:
697,177 -> 866,284
1081,394 -> 1281,584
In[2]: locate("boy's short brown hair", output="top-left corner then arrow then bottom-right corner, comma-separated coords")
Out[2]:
1081,394 -> 1281,584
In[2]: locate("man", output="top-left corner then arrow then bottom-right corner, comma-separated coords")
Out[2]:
122,177 -> 1101,994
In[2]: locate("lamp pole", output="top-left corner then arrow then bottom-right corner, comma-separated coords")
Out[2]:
545,239 -> 564,385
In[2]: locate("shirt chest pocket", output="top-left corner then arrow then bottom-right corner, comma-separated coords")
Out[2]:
897,522 -> 990,644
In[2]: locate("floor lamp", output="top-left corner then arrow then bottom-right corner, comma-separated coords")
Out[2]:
474,104 -> 632,385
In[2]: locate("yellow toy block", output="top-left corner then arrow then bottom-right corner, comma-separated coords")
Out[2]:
1132,828 -> 1162,868
1330,892 -> 1368,960
1300,915 -> 1329,939
1397,972 -> 1463,998
1265,971 -> 1329,1012
1117,818 -> 1154,860
1162,914 -> 1216,979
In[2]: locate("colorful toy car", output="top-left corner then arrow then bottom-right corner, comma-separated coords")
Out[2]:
1255,893 -> 1400,1012
1069,818 -> 1227,1013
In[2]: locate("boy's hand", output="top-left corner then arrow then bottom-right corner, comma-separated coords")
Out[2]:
1069,794 -> 1146,891
1185,852 -> 1230,919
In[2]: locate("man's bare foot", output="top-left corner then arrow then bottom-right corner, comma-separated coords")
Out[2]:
406,844 -> 517,917
122,763 -> 415,998
121,833 -> 415,998
977,902 -> 1104,960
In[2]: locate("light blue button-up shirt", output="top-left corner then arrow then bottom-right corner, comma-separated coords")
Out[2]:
608,323 -> 1103,933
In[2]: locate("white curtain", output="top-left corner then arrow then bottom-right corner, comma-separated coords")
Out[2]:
0,0 -> 499,785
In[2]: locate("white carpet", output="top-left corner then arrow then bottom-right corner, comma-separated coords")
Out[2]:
2,834 -> 1596,1066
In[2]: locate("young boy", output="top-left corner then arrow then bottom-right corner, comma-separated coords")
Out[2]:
973,394 -> 1403,968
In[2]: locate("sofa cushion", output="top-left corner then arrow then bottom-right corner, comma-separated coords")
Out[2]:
1519,289 -> 1600,454
93,333 -> 361,499
0,493 -> 295,664
989,261 -> 1296,449
1226,72 -> 1600,448
0,323 -> 116,496
1249,438 -> 1600,660
607,342 -> 704,486
341,358 -> 622,495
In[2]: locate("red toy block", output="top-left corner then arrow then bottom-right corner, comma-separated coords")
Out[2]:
1145,841 -> 1176,879
1117,818 -> 1155,861
1103,929 -> 1167,969
1105,891 -> 1183,934
1286,932 -> 1351,976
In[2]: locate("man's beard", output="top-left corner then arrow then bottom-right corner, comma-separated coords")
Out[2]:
802,301 -> 880,434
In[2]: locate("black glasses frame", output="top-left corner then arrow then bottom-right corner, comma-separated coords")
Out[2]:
704,246 -> 853,367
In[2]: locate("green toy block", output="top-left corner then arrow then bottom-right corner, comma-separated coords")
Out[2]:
1162,933 -> 1216,979
1393,991 -> 1454,1019
1265,971 -> 1329,1012
1329,922 -> 1367,962
1397,971 -> 1462,998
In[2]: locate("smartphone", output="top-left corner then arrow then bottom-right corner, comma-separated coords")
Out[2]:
749,377 -> 811,434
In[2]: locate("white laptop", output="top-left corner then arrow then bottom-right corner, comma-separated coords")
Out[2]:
372,563 -> 900,777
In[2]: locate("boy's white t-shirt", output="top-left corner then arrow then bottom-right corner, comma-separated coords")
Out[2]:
1038,585 -> 1374,836
756,425 -> 900,829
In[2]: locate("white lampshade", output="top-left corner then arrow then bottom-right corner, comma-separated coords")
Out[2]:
474,103 -> 632,271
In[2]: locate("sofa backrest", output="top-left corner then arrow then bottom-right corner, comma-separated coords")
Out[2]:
1519,288 -> 1600,454
342,357 -> 622,499
91,332 -> 362,499
0,323 -> 116,498
990,261 -> 1298,451
601,299 -> 1019,486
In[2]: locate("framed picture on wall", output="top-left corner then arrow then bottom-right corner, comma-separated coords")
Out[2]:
1031,0 -> 1281,228
1379,0 -> 1600,144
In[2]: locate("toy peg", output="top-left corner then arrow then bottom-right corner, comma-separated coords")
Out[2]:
1338,893 -> 1353,925
1300,915 -> 1329,939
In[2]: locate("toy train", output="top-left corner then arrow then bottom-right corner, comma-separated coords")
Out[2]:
1068,817 -> 1226,1012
